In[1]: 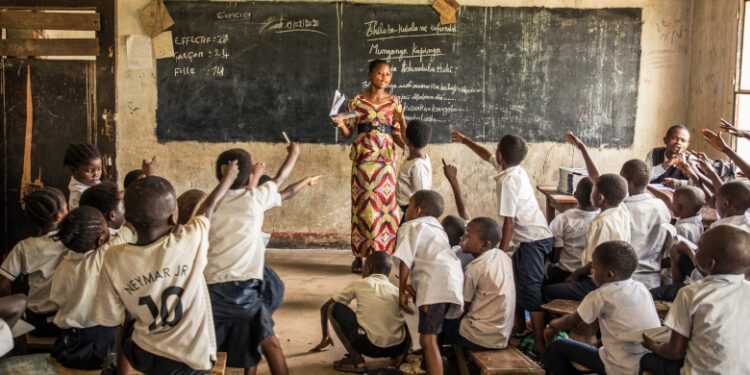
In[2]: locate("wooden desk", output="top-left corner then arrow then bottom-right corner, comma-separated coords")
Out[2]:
537,185 -> 578,222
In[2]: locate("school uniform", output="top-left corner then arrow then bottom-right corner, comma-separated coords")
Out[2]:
650,215 -> 704,302
543,279 -> 661,375
0,319 -> 12,357
91,216 -> 216,374
709,212 -> 750,231
67,176 -> 95,210
641,274 -> 750,375
444,249 -> 515,351
331,274 -> 409,358
393,216 -> 463,334
544,204 -> 631,302
205,183 -> 282,368
0,231 -> 67,337
547,208 -> 599,283
49,227 -> 135,370
396,155 -> 432,214
624,193 -> 671,289
489,157 -> 553,312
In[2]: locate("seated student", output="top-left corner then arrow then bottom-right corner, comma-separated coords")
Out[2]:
543,241 -> 661,375
0,294 -> 27,357
64,143 -> 102,210
650,186 -> 706,302
0,187 -> 68,337
451,130 -> 553,354
79,182 -> 125,235
394,190 -> 464,375
90,167 -> 239,374
396,120 -> 433,221
204,144 -> 304,375
546,178 -> 599,285
441,159 -> 472,269
49,206 -> 136,370
442,217 -> 515,351
647,124 -> 691,187
312,252 -> 410,372
710,180 -> 750,231
544,174 -> 630,301
568,133 -> 671,289
641,224 -> 750,375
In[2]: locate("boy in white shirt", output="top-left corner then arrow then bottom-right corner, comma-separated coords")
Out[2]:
312,252 -> 410,372
452,131 -> 553,354
710,180 -> 750,231
396,119 -> 433,220
394,190 -> 463,375
543,241 -> 661,375
546,178 -> 599,285
641,224 -> 750,375
544,174 -> 630,301
0,187 -> 68,337
79,182 -> 126,235
91,167 -> 238,374
205,144 -> 302,375
442,217 -> 515,351
0,294 -> 27,357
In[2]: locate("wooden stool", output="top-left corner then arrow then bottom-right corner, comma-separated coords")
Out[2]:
128,352 -> 227,375
469,346 -> 544,374
542,299 -> 598,345
25,334 -> 56,351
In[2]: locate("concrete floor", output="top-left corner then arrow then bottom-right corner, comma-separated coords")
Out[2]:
229,249 -> 394,375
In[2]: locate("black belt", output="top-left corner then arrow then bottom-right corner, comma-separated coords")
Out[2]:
357,123 -> 392,134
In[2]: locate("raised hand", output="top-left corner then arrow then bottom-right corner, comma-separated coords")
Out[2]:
702,129 -> 729,153
442,158 -> 458,182
565,131 -> 585,150
306,175 -> 323,186
287,141 -> 300,156
450,130 -> 467,144
719,118 -> 750,139
220,160 -> 240,182
252,162 -> 266,176
141,155 -> 159,177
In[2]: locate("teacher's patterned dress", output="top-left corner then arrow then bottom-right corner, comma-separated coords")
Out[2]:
345,94 -> 402,257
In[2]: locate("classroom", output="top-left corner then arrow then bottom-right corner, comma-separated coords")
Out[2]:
0,0 -> 748,374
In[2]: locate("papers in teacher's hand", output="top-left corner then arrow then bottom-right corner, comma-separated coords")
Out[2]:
661,223 -> 698,251
617,326 -> 672,343
329,90 -> 358,120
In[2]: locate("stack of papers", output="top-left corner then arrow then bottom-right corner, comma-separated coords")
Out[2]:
329,90 -> 357,120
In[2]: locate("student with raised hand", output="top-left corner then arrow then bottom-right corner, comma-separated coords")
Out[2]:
703,123 -> 750,178
441,159 -> 473,269
641,224 -> 750,375
90,162 -> 239,375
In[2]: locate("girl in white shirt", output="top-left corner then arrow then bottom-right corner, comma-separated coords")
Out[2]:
64,143 -> 102,210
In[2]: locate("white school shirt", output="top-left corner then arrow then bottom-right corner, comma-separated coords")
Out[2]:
67,176 -> 96,210
709,212 -> 750,232
204,183 -> 282,284
582,204 -> 631,266
50,227 -> 136,329
577,279 -> 661,375
0,319 -> 11,357
396,155 -> 432,206
91,216 -> 217,371
489,158 -> 552,245
459,249 -> 515,349
0,232 -> 67,313
665,274 -> 750,375
675,215 -> 703,244
624,194 -> 671,289
393,216 -> 464,308
333,274 -> 406,348
549,208 -> 599,272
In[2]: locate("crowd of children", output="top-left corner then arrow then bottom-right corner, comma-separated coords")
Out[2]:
0,116 -> 748,375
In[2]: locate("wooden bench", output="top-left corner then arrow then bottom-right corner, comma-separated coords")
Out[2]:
469,346 -> 544,374
24,334 -> 56,351
49,352 -> 227,375
541,299 -> 599,345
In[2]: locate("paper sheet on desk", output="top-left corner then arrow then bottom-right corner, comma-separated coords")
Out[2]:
661,223 -> 698,251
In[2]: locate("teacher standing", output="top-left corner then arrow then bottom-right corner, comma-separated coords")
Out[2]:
333,59 -> 406,273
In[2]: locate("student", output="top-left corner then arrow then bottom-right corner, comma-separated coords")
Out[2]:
647,125 -> 691,187
641,224 -> 750,375
394,190 -> 463,375
544,174 -> 630,301
705,120 -> 750,178
451,130 -> 553,354
568,133 -> 671,289
0,187 -> 68,337
396,119 -> 433,219
64,143 -> 102,210
546,178 -> 599,285
79,182 -> 125,235
204,144 -> 302,375
312,252 -> 410,372
543,241 -> 661,375
710,180 -> 750,231
90,167 -> 239,374
176,189 -> 207,225
650,186 -> 705,302
442,217 -> 515,351
49,206 -> 136,370
441,159 -> 472,269
0,294 -> 27,357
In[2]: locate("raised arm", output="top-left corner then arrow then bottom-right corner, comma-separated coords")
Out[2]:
443,159 -> 470,221
646,185 -> 673,211
272,142 -> 301,186
719,118 -> 750,140
566,132 -> 600,181
246,162 -> 266,190
393,105 -> 406,150
450,130 -> 493,162
195,160 -> 238,219
703,129 -> 750,177
689,151 -> 723,194
280,175 -> 322,201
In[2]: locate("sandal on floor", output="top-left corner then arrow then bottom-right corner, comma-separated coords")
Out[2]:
333,354 -> 366,373
351,258 -> 363,274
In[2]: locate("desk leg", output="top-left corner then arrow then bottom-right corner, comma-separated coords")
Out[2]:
545,199 -> 555,223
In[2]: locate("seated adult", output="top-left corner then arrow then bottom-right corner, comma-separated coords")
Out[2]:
647,124 -> 691,187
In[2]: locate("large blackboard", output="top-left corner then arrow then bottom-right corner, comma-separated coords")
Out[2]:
157,2 -> 641,147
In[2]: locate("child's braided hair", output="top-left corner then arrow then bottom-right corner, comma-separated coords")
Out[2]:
54,206 -> 106,253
